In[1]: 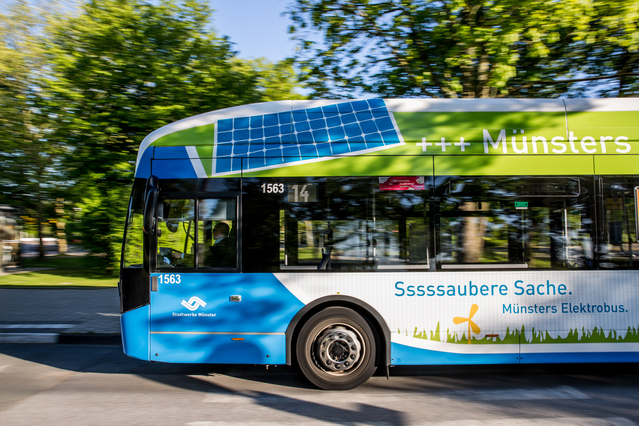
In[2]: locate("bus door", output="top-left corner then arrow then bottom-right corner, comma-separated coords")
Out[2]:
149,195 -> 248,363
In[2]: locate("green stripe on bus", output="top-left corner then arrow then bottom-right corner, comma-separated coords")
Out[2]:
594,155 -> 639,175
212,154 -> 639,177
151,123 -> 216,146
393,111 -> 639,156
433,155 -> 594,176
394,111 -> 567,144
394,111 -> 567,130
567,111 -> 639,129
240,155 -> 434,177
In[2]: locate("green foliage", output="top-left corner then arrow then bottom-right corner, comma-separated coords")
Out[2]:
2,0 -> 304,273
65,182 -> 128,275
0,0 -> 68,259
287,0 -> 639,98
250,58 -> 308,102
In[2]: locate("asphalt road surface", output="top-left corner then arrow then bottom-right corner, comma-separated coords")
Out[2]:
1,344 -> 639,426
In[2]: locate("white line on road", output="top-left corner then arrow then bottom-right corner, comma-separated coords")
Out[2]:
202,386 -> 588,404
0,333 -> 59,344
413,418 -> 636,426
442,385 -> 590,400
0,324 -> 75,329
202,392 -> 413,404
185,418 -> 635,426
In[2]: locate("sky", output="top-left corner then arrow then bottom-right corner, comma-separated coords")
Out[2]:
208,0 -> 298,62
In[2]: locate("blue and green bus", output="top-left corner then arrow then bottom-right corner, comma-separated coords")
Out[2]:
120,98 -> 639,389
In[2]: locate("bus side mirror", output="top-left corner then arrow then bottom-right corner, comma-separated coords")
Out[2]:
143,188 -> 159,235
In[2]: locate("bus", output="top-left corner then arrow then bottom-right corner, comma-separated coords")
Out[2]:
119,98 -> 639,390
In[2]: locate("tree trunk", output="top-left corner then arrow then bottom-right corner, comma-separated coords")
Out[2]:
37,189 -> 45,261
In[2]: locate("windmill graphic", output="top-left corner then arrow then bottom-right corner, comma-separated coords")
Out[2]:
453,304 -> 481,344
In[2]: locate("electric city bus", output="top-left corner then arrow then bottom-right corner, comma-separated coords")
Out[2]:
119,98 -> 639,390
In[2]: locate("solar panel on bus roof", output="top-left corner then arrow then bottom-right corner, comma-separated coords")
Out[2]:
213,99 -> 402,174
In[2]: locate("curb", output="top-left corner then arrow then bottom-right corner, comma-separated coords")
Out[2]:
0,333 -> 121,345
0,333 -> 59,344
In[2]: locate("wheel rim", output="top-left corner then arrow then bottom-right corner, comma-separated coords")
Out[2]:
314,324 -> 364,374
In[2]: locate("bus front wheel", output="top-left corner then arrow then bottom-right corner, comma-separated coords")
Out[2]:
296,307 -> 377,390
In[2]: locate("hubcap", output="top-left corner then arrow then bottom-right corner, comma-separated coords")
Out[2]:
315,325 -> 362,372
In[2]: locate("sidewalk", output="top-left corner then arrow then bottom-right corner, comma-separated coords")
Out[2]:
0,287 -> 121,345
0,241 -> 121,344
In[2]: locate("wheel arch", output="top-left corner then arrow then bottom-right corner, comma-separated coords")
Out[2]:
286,295 -> 391,368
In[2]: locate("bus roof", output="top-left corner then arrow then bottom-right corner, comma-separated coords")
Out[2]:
135,98 -> 639,179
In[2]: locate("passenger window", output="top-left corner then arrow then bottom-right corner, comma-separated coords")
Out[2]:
436,176 -> 594,270
243,176 -> 432,272
599,177 -> 639,269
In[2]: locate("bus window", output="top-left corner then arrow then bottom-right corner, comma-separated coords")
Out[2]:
122,208 -> 144,268
375,180 -> 432,270
122,182 -> 145,268
198,198 -> 237,268
243,176 -> 432,272
598,177 -> 639,269
156,199 -> 195,268
436,176 -> 594,270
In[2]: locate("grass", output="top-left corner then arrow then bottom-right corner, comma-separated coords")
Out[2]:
411,322 -> 639,344
0,255 -> 118,288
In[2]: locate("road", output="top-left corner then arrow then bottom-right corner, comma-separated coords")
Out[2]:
1,344 -> 639,425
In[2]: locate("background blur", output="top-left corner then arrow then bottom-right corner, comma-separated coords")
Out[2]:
1,0 -> 637,275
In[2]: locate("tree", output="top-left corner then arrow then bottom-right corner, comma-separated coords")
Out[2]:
249,58 -> 308,102
47,0 -> 304,273
0,0 -> 66,260
570,0 -> 639,97
287,0 -> 639,98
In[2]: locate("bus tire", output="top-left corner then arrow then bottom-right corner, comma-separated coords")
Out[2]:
296,307 -> 377,390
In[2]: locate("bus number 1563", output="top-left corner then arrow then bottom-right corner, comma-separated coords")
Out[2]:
158,274 -> 181,284
260,183 -> 284,193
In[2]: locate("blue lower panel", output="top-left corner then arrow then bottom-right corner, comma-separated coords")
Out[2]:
121,305 -> 150,361
390,342 -> 639,365
521,351 -> 639,363
150,333 -> 286,364
391,342 -> 519,365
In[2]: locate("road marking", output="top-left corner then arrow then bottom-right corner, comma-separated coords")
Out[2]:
0,324 -> 75,329
413,418 -> 636,426
0,365 -> 9,373
0,333 -> 59,343
185,418 -> 635,426
202,392 -> 406,404
202,386 -> 588,404
442,385 -> 589,400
